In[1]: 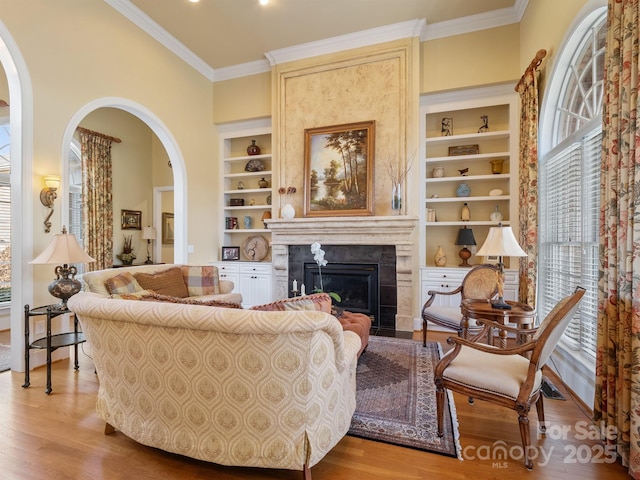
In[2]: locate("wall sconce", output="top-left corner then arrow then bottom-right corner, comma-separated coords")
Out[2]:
40,175 -> 60,233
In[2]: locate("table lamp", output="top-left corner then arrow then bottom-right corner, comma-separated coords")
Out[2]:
142,226 -> 157,264
30,226 -> 96,309
475,223 -> 527,310
455,226 -> 476,267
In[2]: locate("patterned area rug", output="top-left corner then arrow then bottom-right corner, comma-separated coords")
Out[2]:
348,336 -> 460,458
0,344 -> 10,372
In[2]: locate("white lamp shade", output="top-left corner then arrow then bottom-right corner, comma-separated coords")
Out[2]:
30,231 -> 96,265
476,225 -> 527,258
142,226 -> 157,240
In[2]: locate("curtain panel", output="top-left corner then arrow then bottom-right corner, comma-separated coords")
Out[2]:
79,131 -> 114,271
595,0 -> 640,476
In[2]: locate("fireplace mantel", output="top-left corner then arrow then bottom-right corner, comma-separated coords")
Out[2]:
266,216 -> 418,331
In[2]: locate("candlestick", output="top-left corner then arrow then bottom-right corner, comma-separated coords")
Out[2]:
300,284 -> 306,296
293,279 -> 297,291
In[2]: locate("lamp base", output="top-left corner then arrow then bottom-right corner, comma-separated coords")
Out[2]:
491,297 -> 512,310
144,257 -> 154,264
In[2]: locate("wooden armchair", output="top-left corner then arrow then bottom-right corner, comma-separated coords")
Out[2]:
434,287 -> 586,470
421,264 -> 499,346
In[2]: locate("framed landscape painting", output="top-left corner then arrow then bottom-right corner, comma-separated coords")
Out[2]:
303,121 -> 375,217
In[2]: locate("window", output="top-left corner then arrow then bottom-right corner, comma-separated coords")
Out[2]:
0,112 -> 10,304
68,142 -> 85,274
539,11 -> 606,358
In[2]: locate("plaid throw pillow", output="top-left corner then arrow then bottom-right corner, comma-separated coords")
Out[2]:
105,272 -> 144,296
181,265 -> 220,296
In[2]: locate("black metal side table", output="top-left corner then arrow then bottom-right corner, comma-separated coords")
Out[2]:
22,304 -> 86,394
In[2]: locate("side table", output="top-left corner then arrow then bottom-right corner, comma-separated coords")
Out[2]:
22,304 -> 86,394
461,300 -> 536,349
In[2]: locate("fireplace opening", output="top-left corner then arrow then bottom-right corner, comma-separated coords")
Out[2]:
304,263 -> 379,326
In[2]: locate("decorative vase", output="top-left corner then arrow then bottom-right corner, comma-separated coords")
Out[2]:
490,205 -> 504,222
117,253 -> 135,265
490,159 -> 504,174
261,211 -> 272,228
461,202 -> 470,221
243,215 -> 252,229
281,203 -> 295,219
456,183 -> 471,197
258,177 -> 269,188
434,245 -> 447,267
432,167 -> 445,178
391,183 -> 402,214
247,140 -> 261,156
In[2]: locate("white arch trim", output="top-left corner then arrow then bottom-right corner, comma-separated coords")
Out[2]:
61,98 -> 187,264
0,19 -> 34,372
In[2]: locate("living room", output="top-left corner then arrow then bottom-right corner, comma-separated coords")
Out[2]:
1,0 -> 636,478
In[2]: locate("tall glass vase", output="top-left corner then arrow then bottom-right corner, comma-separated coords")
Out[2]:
391,183 -> 402,214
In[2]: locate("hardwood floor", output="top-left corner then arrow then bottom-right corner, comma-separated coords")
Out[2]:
0,331 -> 629,479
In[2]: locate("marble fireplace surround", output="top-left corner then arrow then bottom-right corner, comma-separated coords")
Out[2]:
267,216 -> 418,332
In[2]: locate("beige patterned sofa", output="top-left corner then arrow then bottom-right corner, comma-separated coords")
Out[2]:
67,291 -> 360,479
81,264 -> 243,305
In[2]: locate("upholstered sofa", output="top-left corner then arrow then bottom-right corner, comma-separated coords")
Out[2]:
82,264 -> 243,306
67,291 -> 360,479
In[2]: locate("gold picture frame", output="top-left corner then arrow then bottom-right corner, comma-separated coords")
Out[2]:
303,120 -> 375,217
162,212 -> 174,244
121,209 -> 141,230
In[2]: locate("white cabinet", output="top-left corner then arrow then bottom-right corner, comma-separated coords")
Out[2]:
239,263 -> 272,308
218,119 -> 273,262
420,266 -> 518,309
215,262 -> 240,292
419,84 -> 519,268
211,262 -> 272,308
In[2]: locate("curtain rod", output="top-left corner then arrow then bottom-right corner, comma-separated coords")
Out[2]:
76,126 -> 122,143
515,49 -> 547,91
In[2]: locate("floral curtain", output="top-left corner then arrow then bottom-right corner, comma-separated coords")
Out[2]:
515,50 -> 545,307
79,129 -> 114,271
594,0 -> 640,476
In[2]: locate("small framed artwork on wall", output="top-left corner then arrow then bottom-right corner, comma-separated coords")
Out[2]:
121,210 -> 142,230
162,212 -> 174,244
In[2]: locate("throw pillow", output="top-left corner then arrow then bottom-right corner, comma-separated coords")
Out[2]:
133,267 -> 190,298
181,265 -> 220,296
105,272 -> 144,296
138,292 -> 242,308
249,292 -> 332,313
112,289 -> 155,300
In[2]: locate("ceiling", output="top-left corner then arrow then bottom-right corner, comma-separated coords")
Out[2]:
110,0 -> 522,79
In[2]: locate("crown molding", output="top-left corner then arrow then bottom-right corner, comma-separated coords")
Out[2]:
421,1 -> 527,41
107,0 -> 529,82
104,0 -> 215,81
213,59 -> 272,82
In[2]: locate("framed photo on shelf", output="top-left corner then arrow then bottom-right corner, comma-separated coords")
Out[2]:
222,246 -> 240,261
303,120 -> 375,217
448,144 -> 479,156
121,209 -> 142,230
162,212 -> 174,244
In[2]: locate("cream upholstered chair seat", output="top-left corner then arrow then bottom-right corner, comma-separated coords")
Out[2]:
434,287 -> 586,470
422,264 -> 499,346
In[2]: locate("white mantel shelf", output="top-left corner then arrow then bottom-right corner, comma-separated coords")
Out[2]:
266,215 -> 419,332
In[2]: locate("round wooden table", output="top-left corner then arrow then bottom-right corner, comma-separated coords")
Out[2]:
461,299 -> 536,348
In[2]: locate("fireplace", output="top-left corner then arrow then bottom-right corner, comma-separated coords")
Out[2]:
289,244 -> 396,329
267,216 -> 418,332
304,263 -> 379,324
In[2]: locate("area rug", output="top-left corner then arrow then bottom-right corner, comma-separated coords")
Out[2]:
348,336 -> 460,458
0,344 -> 10,372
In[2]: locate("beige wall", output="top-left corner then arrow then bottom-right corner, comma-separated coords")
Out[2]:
420,24 -> 521,93
213,73 -> 271,124
519,0 -> 598,99
1,0 -> 216,306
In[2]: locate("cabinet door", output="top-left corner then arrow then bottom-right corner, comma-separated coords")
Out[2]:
239,264 -> 272,307
421,268 -> 466,307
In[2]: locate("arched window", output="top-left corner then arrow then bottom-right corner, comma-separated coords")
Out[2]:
0,108 -> 10,304
539,8 -> 606,359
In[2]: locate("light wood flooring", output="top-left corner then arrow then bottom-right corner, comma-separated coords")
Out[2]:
0,330 -> 630,480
